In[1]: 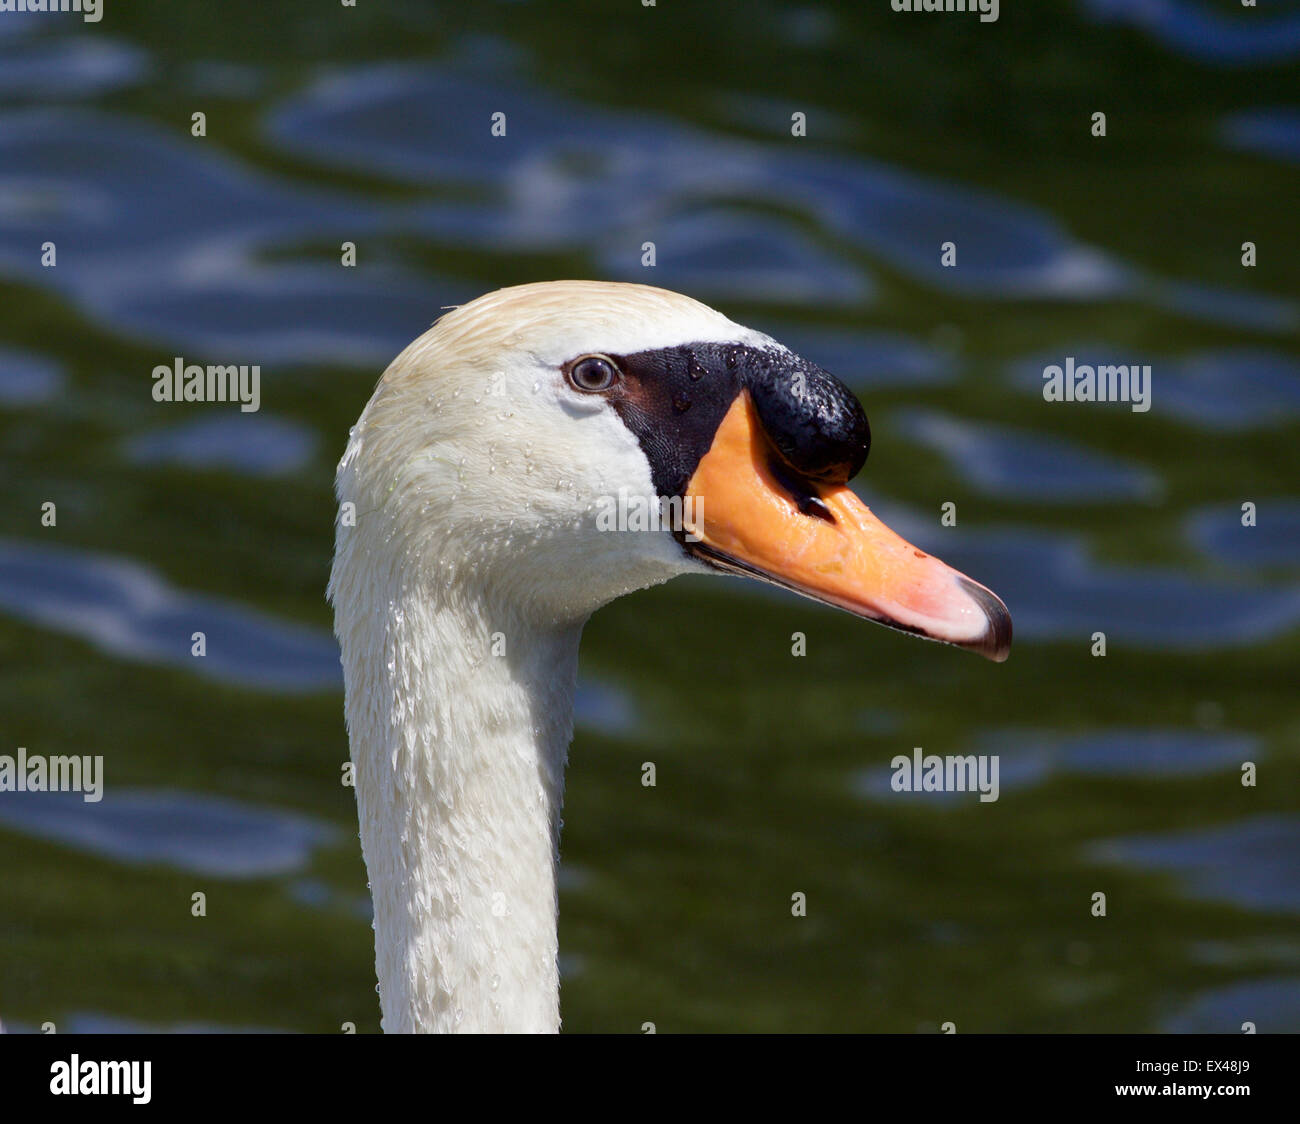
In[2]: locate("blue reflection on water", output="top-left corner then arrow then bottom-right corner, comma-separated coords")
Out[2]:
125,413 -> 316,477
1224,108 -> 1300,164
856,728 -> 1252,802
573,681 -> 638,737
1164,976 -> 1300,1033
0,58 -> 1287,390
597,205 -> 871,307
288,878 -> 373,922
267,62 -> 1131,300
0,346 -> 64,405
1091,817 -> 1300,914
1083,0 -> 1300,66
890,409 -> 1160,502
1153,280 -> 1298,335
757,324 -> 954,389
0,31 -> 145,98
1007,348 -> 1300,430
1028,729 -> 1255,775
0,789 -> 336,878
0,538 -> 341,692
0,109 -> 468,368
1189,500 -> 1300,569
938,528 -> 1300,649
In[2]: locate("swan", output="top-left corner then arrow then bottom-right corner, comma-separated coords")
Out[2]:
328,280 -> 1011,1033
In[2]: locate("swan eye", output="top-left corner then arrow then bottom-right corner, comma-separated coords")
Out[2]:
567,355 -> 619,393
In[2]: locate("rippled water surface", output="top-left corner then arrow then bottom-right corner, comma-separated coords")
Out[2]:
1,1 -> 1297,1032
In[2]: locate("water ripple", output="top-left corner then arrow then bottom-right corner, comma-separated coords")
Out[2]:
0,538 -> 341,692
1223,107 -> 1300,165
1189,500 -> 1300,570
1164,976 -> 1300,1033
0,346 -> 64,405
756,324 -> 954,390
891,409 -> 1160,502
1090,816 -> 1300,914
267,63 -> 1132,302
0,34 -> 145,98
1007,347 -> 1300,430
0,789 -> 335,878
1084,0 -> 1300,67
0,109 -> 466,368
856,728 -> 1252,801
125,413 -> 317,477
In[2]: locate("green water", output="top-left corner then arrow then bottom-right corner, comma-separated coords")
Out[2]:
1,0 -> 1298,1032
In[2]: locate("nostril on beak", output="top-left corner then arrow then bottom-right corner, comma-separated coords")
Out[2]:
765,456 -> 837,523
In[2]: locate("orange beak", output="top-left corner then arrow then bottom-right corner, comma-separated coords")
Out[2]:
682,393 -> 1011,661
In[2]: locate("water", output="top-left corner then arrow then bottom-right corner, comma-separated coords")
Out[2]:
0,2 -> 1297,1033
0,789 -> 336,879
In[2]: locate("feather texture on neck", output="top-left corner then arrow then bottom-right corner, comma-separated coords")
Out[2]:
333,553 -> 581,1032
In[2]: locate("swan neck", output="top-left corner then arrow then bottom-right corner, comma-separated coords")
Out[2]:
341,579 -> 580,1033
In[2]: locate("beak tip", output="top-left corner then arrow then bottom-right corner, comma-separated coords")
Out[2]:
957,577 -> 1013,663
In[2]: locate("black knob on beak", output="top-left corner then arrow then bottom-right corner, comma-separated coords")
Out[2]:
744,349 -> 871,485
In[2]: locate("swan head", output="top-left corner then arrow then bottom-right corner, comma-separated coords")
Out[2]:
334,280 -> 1010,658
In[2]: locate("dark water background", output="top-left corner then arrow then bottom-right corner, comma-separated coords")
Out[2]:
1,0 -> 1298,1032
